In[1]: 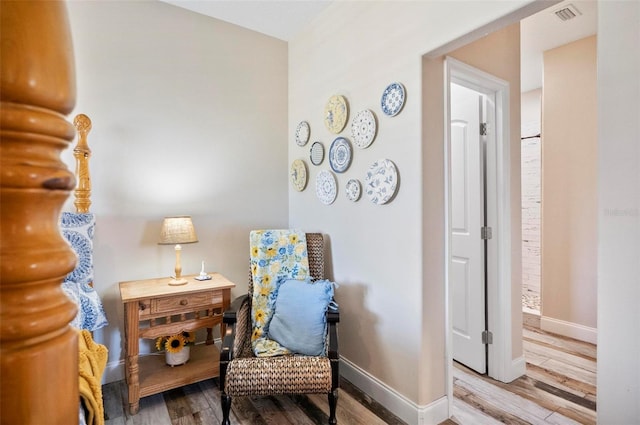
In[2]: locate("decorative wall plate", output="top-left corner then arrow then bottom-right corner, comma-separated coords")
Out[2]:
381,82 -> 406,117
295,121 -> 310,146
345,179 -> 361,202
310,141 -> 324,166
316,170 -> 337,205
351,109 -> 377,149
290,159 -> 307,192
324,95 -> 349,134
365,159 -> 398,205
329,137 -> 352,173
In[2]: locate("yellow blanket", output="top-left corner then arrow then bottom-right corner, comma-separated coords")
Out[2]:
78,329 -> 108,425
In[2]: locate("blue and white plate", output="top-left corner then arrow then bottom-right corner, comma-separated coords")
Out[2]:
351,109 -> 377,149
329,137 -> 352,173
381,82 -> 406,117
316,170 -> 337,205
345,179 -> 361,202
365,159 -> 398,204
295,121 -> 310,146
310,141 -> 324,166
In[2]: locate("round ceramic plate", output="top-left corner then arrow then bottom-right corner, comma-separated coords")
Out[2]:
365,159 -> 398,204
295,121 -> 310,146
324,95 -> 349,134
351,109 -> 377,149
345,179 -> 361,202
310,141 -> 324,165
381,82 -> 406,117
316,170 -> 337,205
329,137 -> 352,173
290,159 -> 307,191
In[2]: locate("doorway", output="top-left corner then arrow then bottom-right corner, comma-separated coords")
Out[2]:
444,56 -> 518,386
450,81 -> 489,374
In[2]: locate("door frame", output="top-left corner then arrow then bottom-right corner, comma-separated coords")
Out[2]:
444,57 -> 518,409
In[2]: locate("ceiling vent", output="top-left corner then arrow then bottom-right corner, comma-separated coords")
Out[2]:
553,4 -> 582,21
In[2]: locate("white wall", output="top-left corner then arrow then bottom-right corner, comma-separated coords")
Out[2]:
596,1 -> 640,423
521,89 -> 541,307
64,1 -> 288,381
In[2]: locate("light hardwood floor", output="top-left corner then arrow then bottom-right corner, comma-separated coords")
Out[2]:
103,327 -> 596,425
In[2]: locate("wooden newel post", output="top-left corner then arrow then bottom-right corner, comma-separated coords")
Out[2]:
1,2 -> 79,424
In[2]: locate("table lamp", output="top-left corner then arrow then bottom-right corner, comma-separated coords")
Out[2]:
159,216 -> 198,285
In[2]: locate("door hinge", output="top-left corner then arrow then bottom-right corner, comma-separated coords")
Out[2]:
480,122 -> 488,136
481,226 -> 492,240
482,330 -> 493,345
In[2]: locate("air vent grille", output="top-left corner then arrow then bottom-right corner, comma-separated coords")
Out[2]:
554,4 -> 582,21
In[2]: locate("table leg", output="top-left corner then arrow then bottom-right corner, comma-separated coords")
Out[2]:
125,302 -> 141,414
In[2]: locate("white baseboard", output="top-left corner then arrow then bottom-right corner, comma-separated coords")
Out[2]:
540,316 -> 597,344
339,356 -> 449,425
103,359 -> 124,384
505,355 -> 527,383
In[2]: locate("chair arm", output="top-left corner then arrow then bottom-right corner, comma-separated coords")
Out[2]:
223,294 -> 248,325
326,308 -> 339,360
220,294 -> 249,391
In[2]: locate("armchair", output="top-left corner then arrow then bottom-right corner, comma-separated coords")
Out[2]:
219,232 -> 340,425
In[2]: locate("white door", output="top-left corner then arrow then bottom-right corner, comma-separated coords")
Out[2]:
450,82 -> 487,374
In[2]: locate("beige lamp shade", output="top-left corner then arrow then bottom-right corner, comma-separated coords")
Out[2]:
159,216 -> 198,285
159,216 -> 198,245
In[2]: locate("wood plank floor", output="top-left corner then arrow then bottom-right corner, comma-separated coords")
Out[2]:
103,327 -> 596,425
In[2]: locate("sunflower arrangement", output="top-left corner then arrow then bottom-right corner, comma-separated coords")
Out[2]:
155,331 -> 195,353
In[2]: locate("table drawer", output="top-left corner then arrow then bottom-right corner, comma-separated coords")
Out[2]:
138,299 -> 151,317
151,291 -> 222,314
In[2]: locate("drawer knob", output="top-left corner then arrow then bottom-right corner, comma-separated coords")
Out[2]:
180,299 -> 188,306
139,302 -> 146,311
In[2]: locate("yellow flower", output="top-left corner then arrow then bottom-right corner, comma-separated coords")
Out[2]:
289,234 -> 298,244
252,328 -> 262,341
251,246 -> 259,258
259,285 -> 271,297
254,308 -> 267,325
262,274 -> 272,286
155,337 -> 164,351
165,335 -> 185,353
181,331 -> 195,343
266,247 -> 276,258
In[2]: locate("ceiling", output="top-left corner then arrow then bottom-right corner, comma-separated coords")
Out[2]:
161,0 -> 597,92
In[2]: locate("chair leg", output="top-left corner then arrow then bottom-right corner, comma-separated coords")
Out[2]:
328,389 -> 338,424
221,393 -> 232,425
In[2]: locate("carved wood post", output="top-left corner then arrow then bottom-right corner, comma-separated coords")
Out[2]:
73,114 -> 92,213
1,2 -> 79,424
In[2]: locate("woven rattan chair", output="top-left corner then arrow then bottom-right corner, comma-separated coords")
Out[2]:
219,233 -> 340,425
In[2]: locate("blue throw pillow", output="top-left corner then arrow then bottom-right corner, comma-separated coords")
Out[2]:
268,278 -> 335,356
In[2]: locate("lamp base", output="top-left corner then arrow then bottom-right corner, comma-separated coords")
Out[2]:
168,277 -> 188,286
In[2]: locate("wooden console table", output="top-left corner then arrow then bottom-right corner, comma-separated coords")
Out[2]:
119,273 -> 235,414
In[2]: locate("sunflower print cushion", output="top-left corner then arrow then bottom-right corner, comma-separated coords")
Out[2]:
250,229 -> 309,357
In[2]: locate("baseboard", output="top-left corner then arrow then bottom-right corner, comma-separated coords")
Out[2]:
506,355 -> 527,383
540,316 -> 597,344
104,359 -> 125,384
339,356 -> 449,425
522,308 -> 541,328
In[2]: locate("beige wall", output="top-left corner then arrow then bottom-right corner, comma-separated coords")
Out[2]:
65,1 -> 289,379
289,1 -> 529,417
541,36 -> 597,334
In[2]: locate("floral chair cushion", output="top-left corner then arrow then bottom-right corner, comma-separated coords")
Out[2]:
250,229 -> 309,357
